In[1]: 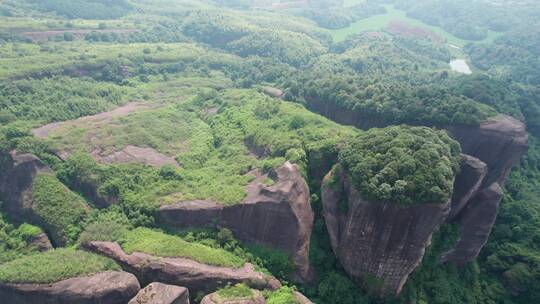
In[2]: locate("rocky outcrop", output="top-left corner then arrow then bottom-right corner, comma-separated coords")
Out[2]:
447,115 -> 528,187
159,162 -> 314,282
0,151 -> 52,218
322,170 -> 450,294
294,291 -> 314,304
86,241 -> 281,298
448,154 -> 487,221
29,233 -> 53,252
303,99 -> 529,271
200,289 -> 265,304
0,271 -> 140,304
442,182 -> 503,265
128,282 -> 189,304
442,115 -> 528,264
321,167 -> 451,296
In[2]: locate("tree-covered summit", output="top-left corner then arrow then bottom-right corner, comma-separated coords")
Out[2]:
339,126 -> 461,205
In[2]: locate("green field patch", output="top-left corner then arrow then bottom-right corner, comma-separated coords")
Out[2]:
119,228 -> 246,268
0,248 -> 120,284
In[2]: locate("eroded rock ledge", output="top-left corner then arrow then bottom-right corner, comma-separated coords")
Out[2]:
85,241 -> 281,297
0,271 -> 140,304
159,162 -> 314,282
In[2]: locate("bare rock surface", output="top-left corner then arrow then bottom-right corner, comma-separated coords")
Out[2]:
159,162 -> 314,282
442,182 -> 504,265
0,271 -> 140,304
86,241 -> 281,298
200,289 -> 265,304
322,167 -> 450,296
97,145 -> 179,167
448,154 -> 487,221
128,282 -> 189,304
29,233 -> 54,252
32,102 -> 154,139
294,291 -> 314,304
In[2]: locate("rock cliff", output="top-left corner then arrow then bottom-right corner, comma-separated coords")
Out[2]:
0,271 -> 140,304
86,241 -> 281,298
159,162 -> 314,282
304,98 -> 528,289
322,166 -> 451,295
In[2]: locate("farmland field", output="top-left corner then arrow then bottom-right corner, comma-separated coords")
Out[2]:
330,5 -> 503,46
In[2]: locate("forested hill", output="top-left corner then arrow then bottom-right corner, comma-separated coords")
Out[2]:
0,0 -> 539,303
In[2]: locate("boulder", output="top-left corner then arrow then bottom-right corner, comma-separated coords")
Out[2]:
159,162 -> 314,282
29,233 -> 53,252
200,289 -> 265,304
321,167 -> 450,296
86,241 -> 281,298
128,282 -> 189,304
0,271 -> 140,304
294,291 -> 314,304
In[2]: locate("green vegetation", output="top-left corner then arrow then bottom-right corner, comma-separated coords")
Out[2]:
0,213 -> 40,264
119,228 -> 246,268
215,284 -> 255,301
0,248 -> 119,284
0,0 -> 539,303
31,173 -> 89,244
339,126 -> 460,205
29,0 -> 132,19
264,286 -> 299,304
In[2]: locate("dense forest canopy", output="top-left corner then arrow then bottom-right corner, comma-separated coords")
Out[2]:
0,0 -> 539,303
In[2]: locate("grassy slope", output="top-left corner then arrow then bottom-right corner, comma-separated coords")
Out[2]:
0,248 -> 120,284
120,228 -> 246,268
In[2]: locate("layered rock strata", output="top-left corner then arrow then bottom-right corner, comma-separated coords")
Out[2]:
0,271 -> 140,304
200,289 -> 265,304
128,282 -> 189,304
159,162 -> 314,282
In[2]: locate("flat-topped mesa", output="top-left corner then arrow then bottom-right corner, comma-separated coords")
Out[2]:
0,271 -> 140,304
86,241 -> 281,298
158,162 -> 314,282
322,167 -> 451,296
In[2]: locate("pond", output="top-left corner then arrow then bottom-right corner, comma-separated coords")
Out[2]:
449,59 -> 472,74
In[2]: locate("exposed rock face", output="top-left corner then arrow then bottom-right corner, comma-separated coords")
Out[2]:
0,271 -> 140,304
447,115 -> 528,187
448,154 -> 487,221
29,233 -> 53,252
86,241 -> 281,298
321,167 -> 451,295
302,99 -> 529,273
128,282 -> 189,304
159,162 -> 314,282
442,115 -> 528,264
0,151 -> 52,218
442,182 -> 503,265
200,289 -> 265,304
